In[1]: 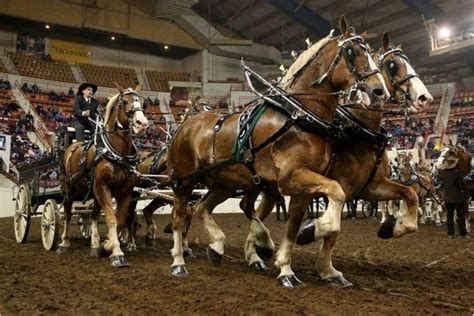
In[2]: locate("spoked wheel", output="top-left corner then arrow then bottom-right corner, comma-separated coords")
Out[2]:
14,184 -> 31,243
41,199 -> 61,251
361,200 -> 376,218
78,214 -> 92,239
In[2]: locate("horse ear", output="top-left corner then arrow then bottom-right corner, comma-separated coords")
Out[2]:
339,16 -> 349,38
448,139 -> 453,146
382,32 -> 390,52
134,85 -> 141,93
360,31 -> 367,40
115,82 -> 125,93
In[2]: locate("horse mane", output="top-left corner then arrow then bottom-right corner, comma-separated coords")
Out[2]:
104,93 -> 120,126
279,32 -> 334,90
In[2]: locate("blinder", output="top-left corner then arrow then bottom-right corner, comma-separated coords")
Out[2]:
378,47 -> 419,106
313,35 -> 381,106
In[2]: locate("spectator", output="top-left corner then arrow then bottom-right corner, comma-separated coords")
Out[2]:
438,163 -> 469,239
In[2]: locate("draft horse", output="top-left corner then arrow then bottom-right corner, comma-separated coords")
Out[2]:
167,16 -> 388,288
58,85 -> 149,267
243,32 -> 433,275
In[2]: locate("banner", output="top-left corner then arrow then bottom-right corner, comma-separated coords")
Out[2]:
49,39 -> 91,64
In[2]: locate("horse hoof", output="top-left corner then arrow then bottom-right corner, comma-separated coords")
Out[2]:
91,245 -> 110,258
296,222 -> 316,245
377,215 -> 395,239
207,246 -> 222,266
125,244 -> 137,252
278,274 -> 303,288
171,265 -> 188,278
249,261 -> 269,272
255,245 -> 273,260
183,249 -> 194,258
56,246 -> 70,255
324,275 -> 353,288
110,255 -> 129,268
145,237 -> 156,247
163,223 -> 173,234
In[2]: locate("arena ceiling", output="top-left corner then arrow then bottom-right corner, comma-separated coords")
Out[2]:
192,0 -> 474,80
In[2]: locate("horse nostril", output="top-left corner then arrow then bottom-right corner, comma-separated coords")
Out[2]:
418,94 -> 430,104
373,88 -> 384,97
135,120 -> 142,126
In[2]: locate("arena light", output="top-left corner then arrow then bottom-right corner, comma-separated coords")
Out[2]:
164,45 -> 169,50
45,24 -> 50,29
438,26 -> 451,39
111,36 -> 116,40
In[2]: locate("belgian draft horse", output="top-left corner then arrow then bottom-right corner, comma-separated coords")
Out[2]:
435,144 -> 472,233
167,16 -> 389,287
243,32 -> 433,278
393,152 -> 440,224
58,85 -> 148,267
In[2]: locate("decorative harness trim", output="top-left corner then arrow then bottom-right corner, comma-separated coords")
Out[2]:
378,47 -> 419,109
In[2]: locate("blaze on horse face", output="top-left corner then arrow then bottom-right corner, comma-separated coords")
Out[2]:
436,146 -> 460,170
377,32 -> 433,114
329,20 -> 389,109
115,84 -> 149,136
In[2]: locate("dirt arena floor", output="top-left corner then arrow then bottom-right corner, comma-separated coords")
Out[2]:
0,212 -> 473,315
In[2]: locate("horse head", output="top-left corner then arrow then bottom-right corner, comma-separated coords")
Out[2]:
436,144 -> 471,175
106,84 -> 149,136
397,152 -> 413,180
282,16 -> 388,114
375,32 -> 433,113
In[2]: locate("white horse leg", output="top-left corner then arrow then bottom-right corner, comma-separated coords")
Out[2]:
57,201 -> 73,253
194,188 -> 235,265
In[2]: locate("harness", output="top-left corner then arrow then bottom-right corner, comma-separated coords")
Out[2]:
63,91 -> 144,201
378,47 -> 419,108
334,107 -> 388,194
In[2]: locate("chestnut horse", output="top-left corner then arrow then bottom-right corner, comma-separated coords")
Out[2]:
242,32 -> 433,278
58,85 -> 149,267
393,153 -> 440,224
167,16 -> 388,287
435,144 -> 472,233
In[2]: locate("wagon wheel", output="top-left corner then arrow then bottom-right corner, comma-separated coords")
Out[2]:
361,201 -> 375,218
78,214 -> 92,239
41,199 -> 61,251
14,184 -> 31,243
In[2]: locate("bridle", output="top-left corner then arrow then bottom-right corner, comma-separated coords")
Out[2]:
313,35 -> 381,105
378,47 -> 419,108
107,90 -> 145,131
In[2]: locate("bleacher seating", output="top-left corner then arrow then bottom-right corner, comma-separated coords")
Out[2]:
146,70 -> 188,92
8,52 -> 76,83
79,63 -> 138,88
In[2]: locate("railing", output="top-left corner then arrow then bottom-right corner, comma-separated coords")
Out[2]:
14,81 -> 53,148
2,49 -> 18,74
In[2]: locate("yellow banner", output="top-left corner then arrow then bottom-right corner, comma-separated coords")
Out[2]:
49,39 -> 91,64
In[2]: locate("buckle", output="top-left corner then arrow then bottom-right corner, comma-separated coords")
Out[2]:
252,174 -> 261,185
